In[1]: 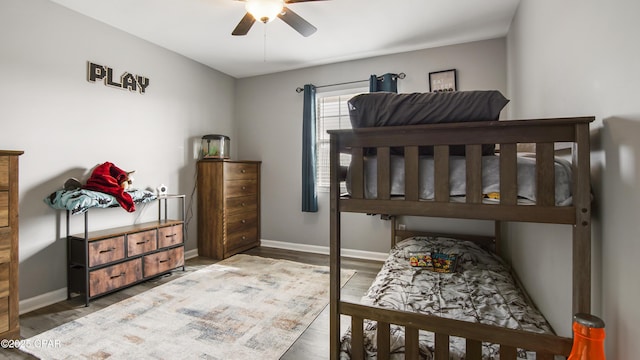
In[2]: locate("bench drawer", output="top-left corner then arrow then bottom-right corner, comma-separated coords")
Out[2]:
127,229 -> 157,257
88,236 -> 125,267
143,246 -> 184,278
89,258 -> 143,297
158,224 -> 183,248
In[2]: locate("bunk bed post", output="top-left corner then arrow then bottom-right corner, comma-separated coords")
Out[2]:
329,133 -> 342,360
494,220 -> 502,257
573,122 -> 592,315
391,216 -> 397,247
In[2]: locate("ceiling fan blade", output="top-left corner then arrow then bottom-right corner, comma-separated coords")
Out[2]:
278,6 -> 317,37
232,12 -> 256,36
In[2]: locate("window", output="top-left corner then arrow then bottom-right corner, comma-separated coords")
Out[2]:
316,87 -> 367,192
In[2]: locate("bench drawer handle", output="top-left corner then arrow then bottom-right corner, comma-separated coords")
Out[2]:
110,272 -> 125,279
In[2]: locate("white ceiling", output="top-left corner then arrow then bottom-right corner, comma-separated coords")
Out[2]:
49,0 -> 521,79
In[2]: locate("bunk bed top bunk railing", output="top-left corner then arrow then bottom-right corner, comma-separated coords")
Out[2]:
328,116 -> 594,360
328,116 -> 592,223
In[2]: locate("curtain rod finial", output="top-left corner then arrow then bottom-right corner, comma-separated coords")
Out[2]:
296,87 -> 304,93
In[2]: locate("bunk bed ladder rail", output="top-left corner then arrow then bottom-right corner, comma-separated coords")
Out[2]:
342,301 -> 574,360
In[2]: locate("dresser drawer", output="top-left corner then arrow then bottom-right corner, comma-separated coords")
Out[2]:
127,229 -> 157,257
226,212 -> 257,234
0,228 -> 10,263
0,263 -> 8,298
0,157 -> 8,188
88,236 -> 125,267
225,195 -> 257,216
224,162 -> 258,180
89,258 -> 143,297
158,224 -> 183,248
224,180 -> 257,198
143,246 -> 184,277
0,192 -> 7,228
0,297 -> 8,333
226,227 -> 258,252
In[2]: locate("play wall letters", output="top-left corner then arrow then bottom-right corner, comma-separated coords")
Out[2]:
87,61 -> 150,94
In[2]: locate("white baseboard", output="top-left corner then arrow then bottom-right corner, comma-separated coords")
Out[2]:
19,243 -> 384,315
184,248 -> 199,260
20,288 -> 68,315
260,239 -> 388,262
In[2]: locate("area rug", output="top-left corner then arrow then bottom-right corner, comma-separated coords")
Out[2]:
21,254 -> 355,360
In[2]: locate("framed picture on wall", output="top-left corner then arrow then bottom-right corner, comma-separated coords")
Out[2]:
429,69 -> 457,92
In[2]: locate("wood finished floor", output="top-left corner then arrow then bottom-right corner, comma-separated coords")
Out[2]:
1,246 -> 383,360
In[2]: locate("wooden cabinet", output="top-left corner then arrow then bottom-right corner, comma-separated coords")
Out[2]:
67,196 -> 185,306
197,160 -> 261,259
0,150 -> 22,340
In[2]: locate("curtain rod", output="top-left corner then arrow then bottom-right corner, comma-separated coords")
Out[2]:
295,72 -> 406,93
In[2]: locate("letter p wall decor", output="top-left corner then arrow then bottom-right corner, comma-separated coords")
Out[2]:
87,61 -> 150,94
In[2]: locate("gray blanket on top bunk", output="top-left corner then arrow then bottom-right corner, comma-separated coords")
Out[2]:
346,153 -> 574,206
347,91 -> 510,128
339,236 -> 555,359
347,91 -> 510,156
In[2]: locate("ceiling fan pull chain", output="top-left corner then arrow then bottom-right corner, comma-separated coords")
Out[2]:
263,24 -> 268,62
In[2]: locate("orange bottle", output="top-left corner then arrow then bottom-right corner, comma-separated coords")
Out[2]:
568,313 -> 606,360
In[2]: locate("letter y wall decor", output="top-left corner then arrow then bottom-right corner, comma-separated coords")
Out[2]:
87,61 -> 150,94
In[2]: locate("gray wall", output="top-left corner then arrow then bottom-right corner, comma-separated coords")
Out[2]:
235,39 -> 507,254
507,0 -> 640,356
0,0 -> 236,304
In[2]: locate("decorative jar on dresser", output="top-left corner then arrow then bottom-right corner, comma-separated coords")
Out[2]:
0,150 -> 22,340
197,160 -> 261,259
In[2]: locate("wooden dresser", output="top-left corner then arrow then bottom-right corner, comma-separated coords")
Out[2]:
67,196 -> 185,306
197,160 -> 261,259
0,150 -> 22,340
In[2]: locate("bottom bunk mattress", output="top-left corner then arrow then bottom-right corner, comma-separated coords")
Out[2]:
339,236 -> 554,359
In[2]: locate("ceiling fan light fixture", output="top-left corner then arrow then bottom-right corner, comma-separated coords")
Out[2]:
245,0 -> 284,23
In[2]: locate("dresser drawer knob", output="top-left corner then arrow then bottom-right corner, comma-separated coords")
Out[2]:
159,258 -> 171,264
242,235 -> 247,240
99,247 -> 116,254
241,202 -> 246,207
241,219 -> 246,224
241,169 -> 246,173
241,186 -> 247,190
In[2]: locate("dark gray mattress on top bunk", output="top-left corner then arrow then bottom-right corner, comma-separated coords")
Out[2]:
339,236 -> 555,360
345,91 -> 574,205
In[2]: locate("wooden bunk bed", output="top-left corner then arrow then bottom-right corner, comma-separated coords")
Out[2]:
328,115 -> 594,359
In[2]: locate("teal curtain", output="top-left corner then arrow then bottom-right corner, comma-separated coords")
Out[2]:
369,73 -> 398,93
301,84 -> 318,212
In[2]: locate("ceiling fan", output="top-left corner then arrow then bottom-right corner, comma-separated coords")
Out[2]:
232,0 -> 326,37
